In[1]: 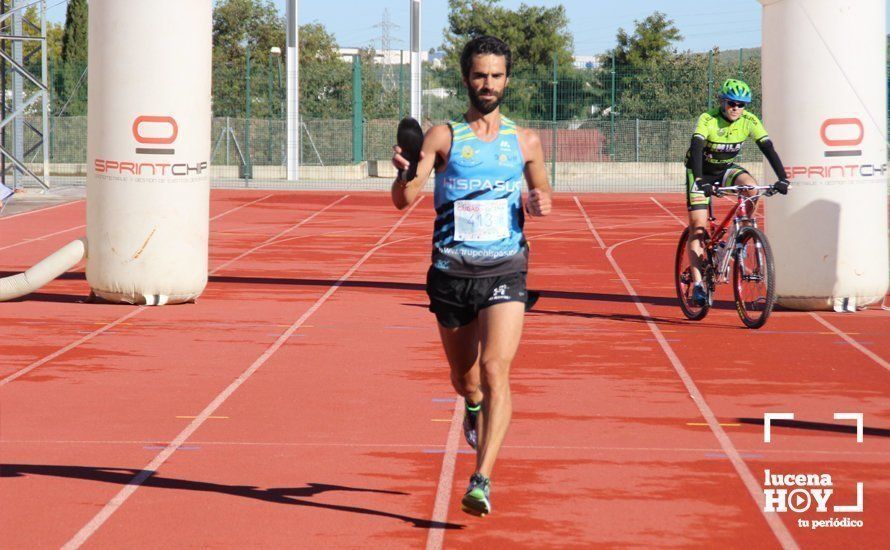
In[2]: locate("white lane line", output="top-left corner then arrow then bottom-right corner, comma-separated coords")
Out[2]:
5,438 -> 889,457
0,199 -> 83,221
574,198 -> 799,550
0,194 -> 272,256
650,197 -> 685,225
809,313 -> 890,372
0,224 -> 86,252
1,194 -> 337,387
210,193 -> 275,221
651,196 -> 890,373
425,397 -> 465,550
425,206 -> 607,549
526,219 -> 668,243
62,199 -> 424,549
0,308 -> 145,386
572,196 -> 605,248
211,195 -> 349,273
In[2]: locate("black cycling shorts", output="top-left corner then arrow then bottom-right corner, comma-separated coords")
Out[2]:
425,266 -> 528,328
686,164 -> 750,211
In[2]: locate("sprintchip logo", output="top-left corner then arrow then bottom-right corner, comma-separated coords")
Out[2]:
820,118 -> 863,157
785,116 -> 885,180
133,116 -> 179,155
94,114 -> 208,177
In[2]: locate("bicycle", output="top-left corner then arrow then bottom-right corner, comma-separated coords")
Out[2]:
674,183 -> 786,329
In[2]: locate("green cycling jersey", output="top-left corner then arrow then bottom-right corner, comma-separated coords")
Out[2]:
685,108 -> 768,174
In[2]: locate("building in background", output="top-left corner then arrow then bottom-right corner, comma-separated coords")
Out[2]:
338,47 -> 445,68
572,55 -> 599,70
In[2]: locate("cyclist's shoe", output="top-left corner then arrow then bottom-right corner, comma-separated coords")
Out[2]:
692,283 -> 708,307
461,473 -> 491,516
463,400 -> 480,450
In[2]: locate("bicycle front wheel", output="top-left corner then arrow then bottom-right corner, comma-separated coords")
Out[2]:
732,227 -> 776,329
675,227 -> 709,320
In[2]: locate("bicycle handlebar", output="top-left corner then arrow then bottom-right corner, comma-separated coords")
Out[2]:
714,181 -> 790,198
717,184 -> 774,192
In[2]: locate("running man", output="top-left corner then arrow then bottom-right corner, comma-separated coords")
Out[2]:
391,36 -> 552,516
685,78 -> 789,306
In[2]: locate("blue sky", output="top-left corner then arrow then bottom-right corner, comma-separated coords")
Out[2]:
288,0 -> 763,54
281,0 -> 890,55
45,1 -> 889,56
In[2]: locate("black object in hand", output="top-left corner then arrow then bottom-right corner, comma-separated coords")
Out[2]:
397,117 -> 424,182
773,179 -> 789,195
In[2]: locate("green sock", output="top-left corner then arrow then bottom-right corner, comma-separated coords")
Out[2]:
465,399 -> 481,412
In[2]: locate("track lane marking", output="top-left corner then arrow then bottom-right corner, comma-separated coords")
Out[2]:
425,398 -> 464,550
649,196 -> 685,224
0,199 -> 84,221
0,224 -> 86,252
0,193 -> 272,266
5,438 -> 889,456
687,422 -> 741,427
572,196 -> 605,248
210,195 -> 349,273
809,313 -> 890,372
575,196 -> 799,550
1,194 -> 343,387
209,193 -> 275,221
650,196 -> 890,372
62,198 -> 425,549
427,200 -> 677,548
0,308 -> 145,386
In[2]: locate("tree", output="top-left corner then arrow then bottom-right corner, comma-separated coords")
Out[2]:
442,0 -> 574,72
437,0 -> 580,121
601,11 -> 682,69
60,0 -> 87,66
46,22 -> 64,65
211,0 -> 285,117
592,11 -> 684,123
616,51 -> 711,120
18,6 -> 61,67
213,0 -> 284,63
58,0 -> 88,115
298,23 -> 350,118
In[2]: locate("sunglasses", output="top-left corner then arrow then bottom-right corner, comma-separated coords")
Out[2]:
724,100 -> 747,109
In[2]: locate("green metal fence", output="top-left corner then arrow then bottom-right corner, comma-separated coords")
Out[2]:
31,53 -> 890,191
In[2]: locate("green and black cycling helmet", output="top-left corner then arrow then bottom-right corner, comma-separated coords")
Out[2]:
718,78 -> 752,104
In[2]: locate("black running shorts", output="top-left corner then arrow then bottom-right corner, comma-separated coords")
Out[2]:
425,266 -> 528,328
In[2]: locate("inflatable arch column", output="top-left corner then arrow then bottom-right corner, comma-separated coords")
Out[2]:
0,0 -> 211,303
86,0 -> 212,305
760,0 -> 888,311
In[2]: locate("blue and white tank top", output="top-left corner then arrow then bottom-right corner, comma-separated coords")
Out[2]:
431,116 -> 527,277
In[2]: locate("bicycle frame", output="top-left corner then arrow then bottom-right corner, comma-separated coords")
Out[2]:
676,181 -> 785,327
703,185 -> 773,282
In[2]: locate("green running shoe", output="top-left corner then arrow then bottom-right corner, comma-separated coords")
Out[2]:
461,472 -> 491,516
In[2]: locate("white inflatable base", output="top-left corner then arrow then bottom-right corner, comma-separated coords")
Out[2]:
91,291 -> 196,306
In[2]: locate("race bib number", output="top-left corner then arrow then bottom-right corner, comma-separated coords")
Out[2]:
454,199 -> 509,242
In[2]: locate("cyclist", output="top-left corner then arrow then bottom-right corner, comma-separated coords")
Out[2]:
684,78 -> 789,306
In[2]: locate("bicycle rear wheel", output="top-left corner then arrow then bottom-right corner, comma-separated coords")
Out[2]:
732,227 -> 776,328
675,227 -> 709,320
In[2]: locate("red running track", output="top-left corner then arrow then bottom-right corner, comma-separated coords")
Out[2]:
1,191 -> 888,549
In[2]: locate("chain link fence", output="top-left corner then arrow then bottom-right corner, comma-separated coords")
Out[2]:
27,54 -> 890,192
